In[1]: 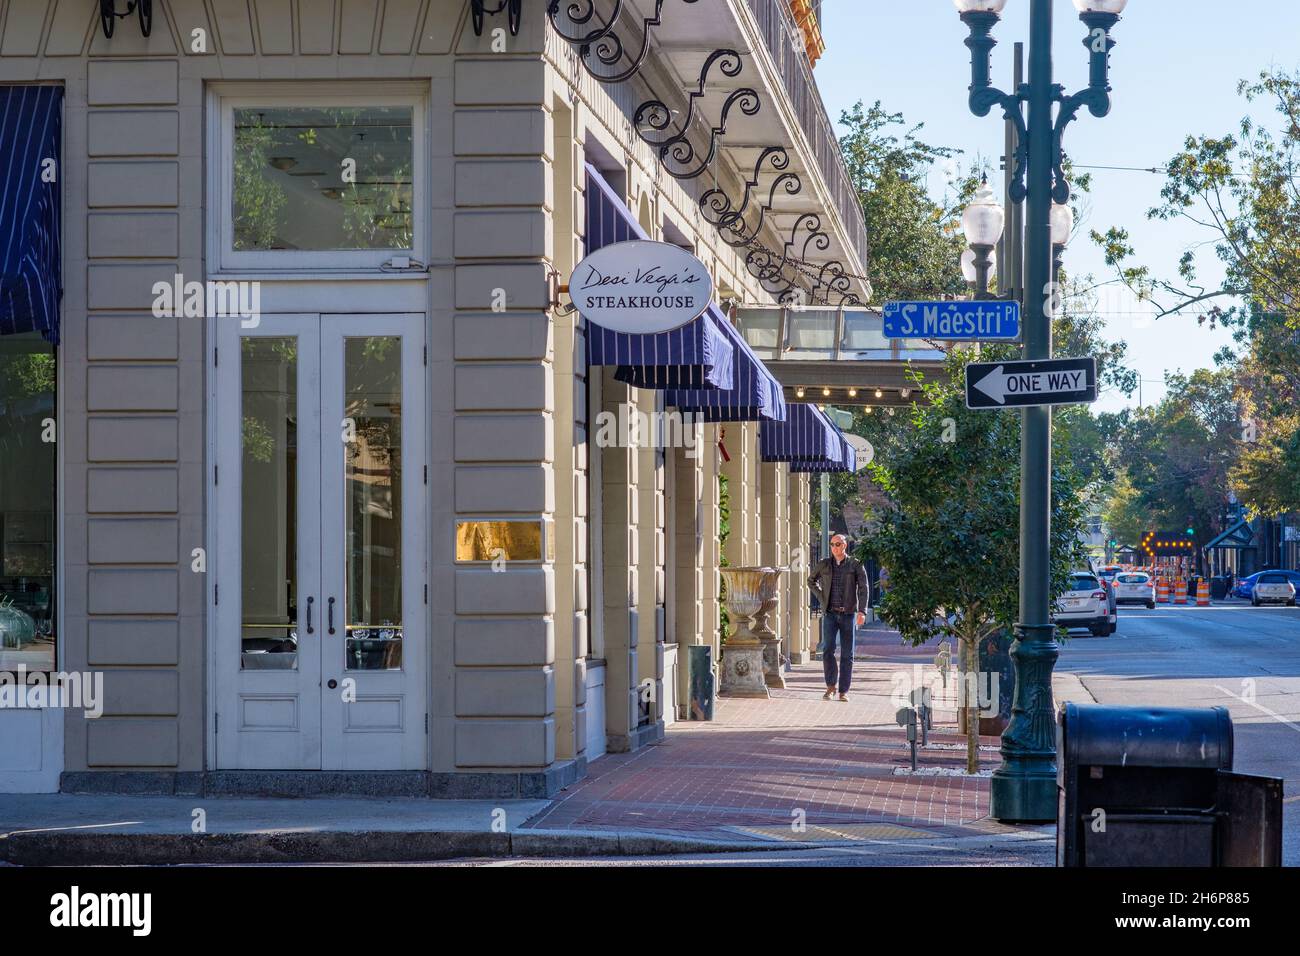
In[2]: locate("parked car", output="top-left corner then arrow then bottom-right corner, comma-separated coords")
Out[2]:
1054,572 -> 1116,636
1234,569 -> 1300,599
1113,572 -> 1156,609
1252,572 -> 1298,607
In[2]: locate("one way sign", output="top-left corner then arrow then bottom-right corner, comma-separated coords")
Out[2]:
964,357 -> 1098,409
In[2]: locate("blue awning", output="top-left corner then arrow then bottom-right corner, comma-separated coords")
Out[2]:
760,402 -> 841,462
0,87 -> 62,344
789,431 -> 856,473
663,307 -> 788,422
583,164 -> 733,390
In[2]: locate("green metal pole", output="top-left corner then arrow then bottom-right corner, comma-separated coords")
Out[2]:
990,0 -> 1059,823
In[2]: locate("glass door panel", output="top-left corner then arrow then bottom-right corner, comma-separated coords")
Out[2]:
240,337 -> 301,671
344,337 -> 404,671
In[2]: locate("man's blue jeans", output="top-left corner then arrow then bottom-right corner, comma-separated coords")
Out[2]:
821,612 -> 855,693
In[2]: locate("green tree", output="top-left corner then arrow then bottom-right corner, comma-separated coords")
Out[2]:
838,101 -> 978,303
862,349 -> 1090,773
1101,470 -> 1148,550
1108,368 -> 1241,564
1092,68 -> 1300,516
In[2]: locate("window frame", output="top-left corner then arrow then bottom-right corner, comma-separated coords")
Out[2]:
208,82 -> 428,275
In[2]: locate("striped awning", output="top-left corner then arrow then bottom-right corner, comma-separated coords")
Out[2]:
583,164 -> 733,390
0,86 -> 62,344
760,402 -> 842,462
662,307 -> 787,422
789,431 -> 856,473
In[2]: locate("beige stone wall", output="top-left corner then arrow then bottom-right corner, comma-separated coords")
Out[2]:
0,0 -> 820,785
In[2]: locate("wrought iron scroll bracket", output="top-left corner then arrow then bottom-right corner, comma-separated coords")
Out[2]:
471,0 -> 522,37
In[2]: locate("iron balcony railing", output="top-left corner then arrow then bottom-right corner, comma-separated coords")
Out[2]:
745,0 -> 868,273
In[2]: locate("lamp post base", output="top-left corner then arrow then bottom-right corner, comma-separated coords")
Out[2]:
989,765 -> 1058,824
990,623 -> 1060,823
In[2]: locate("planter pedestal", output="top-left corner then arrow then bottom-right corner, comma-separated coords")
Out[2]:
754,597 -> 786,689
720,643 -> 769,698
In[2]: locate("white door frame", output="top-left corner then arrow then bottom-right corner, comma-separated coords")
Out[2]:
208,312 -> 427,771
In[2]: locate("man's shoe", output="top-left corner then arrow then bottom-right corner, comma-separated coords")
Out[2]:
822,688 -> 835,700
838,693 -> 849,702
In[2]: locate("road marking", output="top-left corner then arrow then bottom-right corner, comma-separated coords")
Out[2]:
1212,684 -> 1300,735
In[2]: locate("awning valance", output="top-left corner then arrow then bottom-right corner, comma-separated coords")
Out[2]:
0,86 -> 62,344
789,431 -> 856,473
760,402 -> 840,462
662,307 -> 787,422
583,164 -> 733,390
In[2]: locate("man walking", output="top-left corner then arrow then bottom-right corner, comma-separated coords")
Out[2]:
808,534 -> 869,701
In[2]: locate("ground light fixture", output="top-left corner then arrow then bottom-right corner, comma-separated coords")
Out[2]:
955,0 -> 1128,824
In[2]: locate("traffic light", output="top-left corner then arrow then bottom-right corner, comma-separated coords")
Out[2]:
1186,526 -> 1195,536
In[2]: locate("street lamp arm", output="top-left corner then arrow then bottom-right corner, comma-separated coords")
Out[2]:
970,87 -> 1029,202
1050,86 -> 1111,204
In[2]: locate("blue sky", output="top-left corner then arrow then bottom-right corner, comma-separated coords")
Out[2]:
815,0 -> 1300,413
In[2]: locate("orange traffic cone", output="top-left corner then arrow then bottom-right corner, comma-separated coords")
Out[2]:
1174,579 -> 1188,605
1157,579 -> 1170,604
1196,578 -> 1210,606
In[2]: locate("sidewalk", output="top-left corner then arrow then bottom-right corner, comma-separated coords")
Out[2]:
0,625 -> 1077,865
522,625 -> 1085,851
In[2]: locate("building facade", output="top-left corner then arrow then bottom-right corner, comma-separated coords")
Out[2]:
0,0 -> 873,795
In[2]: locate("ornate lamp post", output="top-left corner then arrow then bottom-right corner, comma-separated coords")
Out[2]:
962,176 -> 1006,300
954,0 -> 1127,823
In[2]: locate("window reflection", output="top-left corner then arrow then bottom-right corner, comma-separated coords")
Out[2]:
0,334 -> 55,672
241,338 -> 299,670
233,106 -> 414,252
345,338 -> 403,671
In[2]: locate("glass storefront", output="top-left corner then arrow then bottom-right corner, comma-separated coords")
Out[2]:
0,332 -> 55,671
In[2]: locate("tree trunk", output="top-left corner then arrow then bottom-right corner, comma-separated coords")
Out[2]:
963,632 -> 979,775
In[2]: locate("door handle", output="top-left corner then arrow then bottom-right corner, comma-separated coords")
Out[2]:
306,596 -> 314,635
328,597 -> 336,635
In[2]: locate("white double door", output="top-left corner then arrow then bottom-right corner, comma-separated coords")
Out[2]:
213,313 -> 426,771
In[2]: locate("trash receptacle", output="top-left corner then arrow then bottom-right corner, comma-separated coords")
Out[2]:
1058,703 -> 1283,867
1210,576 -> 1228,601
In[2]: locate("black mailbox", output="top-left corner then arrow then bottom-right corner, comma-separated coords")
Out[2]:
1058,703 -> 1282,867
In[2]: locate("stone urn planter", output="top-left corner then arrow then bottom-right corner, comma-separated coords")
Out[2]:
719,567 -> 781,698
751,573 -> 787,689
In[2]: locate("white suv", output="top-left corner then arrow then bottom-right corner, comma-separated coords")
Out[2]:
1252,572 -> 1297,607
1113,572 -> 1156,609
1055,572 -> 1116,636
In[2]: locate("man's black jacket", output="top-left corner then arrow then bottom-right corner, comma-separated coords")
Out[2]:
808,556 -> 870,614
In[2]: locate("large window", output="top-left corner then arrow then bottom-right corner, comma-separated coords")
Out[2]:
0,333 -> 55,672
211,84 -> 426,272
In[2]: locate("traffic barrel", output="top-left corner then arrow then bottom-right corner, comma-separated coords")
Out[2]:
1174,579 -> 1188,605
1196,578 -> 1210,606
1157,579 -> 1170,604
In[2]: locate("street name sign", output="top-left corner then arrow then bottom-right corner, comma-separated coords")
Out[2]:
964,357 -> 1097,409
882,299 -> 1020,341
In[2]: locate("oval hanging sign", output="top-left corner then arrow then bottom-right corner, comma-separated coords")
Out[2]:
569,239 -> 714,334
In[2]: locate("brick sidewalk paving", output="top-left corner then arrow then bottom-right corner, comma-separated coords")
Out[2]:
524,655 -> 1014,844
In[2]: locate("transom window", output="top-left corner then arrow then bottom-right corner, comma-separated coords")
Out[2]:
211,84 -> 426,272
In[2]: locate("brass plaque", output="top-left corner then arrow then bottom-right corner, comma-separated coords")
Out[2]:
455,520 -> 544,562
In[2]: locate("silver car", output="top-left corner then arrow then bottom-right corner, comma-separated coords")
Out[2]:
1252,572 -> 1297,607
1113,572 -> 1156,609
1054,572 -> 1116,636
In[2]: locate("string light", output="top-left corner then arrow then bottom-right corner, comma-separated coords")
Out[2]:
795,387 -> 805,398
822,387 -> 831,397
848,387 -> 858,397
874,388 -> 883,399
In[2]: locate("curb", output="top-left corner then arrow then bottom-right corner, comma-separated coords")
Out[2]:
0,827 -> 785,866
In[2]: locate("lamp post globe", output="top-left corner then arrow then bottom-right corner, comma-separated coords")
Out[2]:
1050,200 -> 1074,247
960,248 -> 978,285
1072,0 -> 1127,13
954,0 -> 1008,13
962,178 -> 1005,247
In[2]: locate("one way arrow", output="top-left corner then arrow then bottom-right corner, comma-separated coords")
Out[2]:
973,365 -> 1008,405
